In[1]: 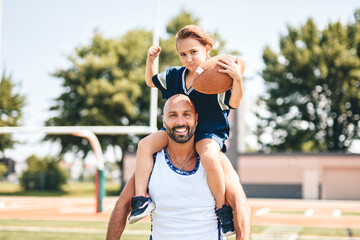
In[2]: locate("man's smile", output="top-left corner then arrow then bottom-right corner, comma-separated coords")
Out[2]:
174,127 -> 187,133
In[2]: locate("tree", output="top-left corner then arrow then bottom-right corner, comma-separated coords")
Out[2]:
0,163 -> 7,179
45,9 -> 234,187
0,72 -> 26,158
257,12 -> 360,152
45,29 -> 153,185
19,155 -> 67,191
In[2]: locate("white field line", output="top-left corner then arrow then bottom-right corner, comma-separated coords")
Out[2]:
0,226 -> 106,233
304,208 -> 314,217
333,209 -> 341,218
254,226 -> 302,240
0,226 -> 151,235
58,207 -> 95,213
251,233 -> 360,240
255,207 -> 271,216
2,225 -> 360,239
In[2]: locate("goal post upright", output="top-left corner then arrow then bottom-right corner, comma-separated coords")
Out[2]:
150,0 -> 160,131
73,131 -> 105,213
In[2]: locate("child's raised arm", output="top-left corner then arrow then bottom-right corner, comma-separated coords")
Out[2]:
145,46 -> 161,87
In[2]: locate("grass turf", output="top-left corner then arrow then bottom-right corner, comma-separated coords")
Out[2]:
0,219 -> 359,239
0,181 -> 120,197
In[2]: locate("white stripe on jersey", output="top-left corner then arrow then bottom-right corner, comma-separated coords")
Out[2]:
158,70 -> 167,90
217,92 -> 230,111
181,69 -> 194,95
148,149 -> 223,240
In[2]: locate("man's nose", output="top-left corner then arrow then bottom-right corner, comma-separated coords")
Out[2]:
176,116 -> 186,124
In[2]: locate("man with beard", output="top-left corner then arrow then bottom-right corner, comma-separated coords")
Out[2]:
107,94 -> 251,240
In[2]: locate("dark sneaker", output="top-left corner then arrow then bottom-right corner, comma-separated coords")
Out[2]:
216,204 -> 235,237
128,196 -> 155,224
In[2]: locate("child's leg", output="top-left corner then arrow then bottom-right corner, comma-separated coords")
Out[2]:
219,152 -> 251,240
195,139 -> 225,209
135,130 -> 169,197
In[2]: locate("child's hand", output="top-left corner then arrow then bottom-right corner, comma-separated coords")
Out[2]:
147,46 -> 161,62
217,57 -> 243,82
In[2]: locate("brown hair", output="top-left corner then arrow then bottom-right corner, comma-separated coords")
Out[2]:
175,25 -> 216,57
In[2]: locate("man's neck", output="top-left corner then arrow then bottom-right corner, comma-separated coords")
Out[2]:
166,138 -> 196,164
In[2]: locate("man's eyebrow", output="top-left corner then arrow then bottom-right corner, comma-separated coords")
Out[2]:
167,109 -> 193,114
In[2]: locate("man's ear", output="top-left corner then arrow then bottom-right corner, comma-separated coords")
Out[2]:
162,115 -> 166,128
195,113 -> 198,127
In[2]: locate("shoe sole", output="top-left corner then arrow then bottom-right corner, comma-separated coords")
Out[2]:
221,230 -> 235,237
128,201 -> 155,224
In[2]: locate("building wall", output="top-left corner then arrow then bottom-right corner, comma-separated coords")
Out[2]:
238,153 -> 360,200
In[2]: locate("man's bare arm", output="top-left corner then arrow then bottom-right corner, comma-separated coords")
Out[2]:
106,174 -> 135,240
220,154 -> 252,240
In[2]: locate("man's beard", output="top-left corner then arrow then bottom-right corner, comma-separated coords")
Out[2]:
164,123 -> 196,143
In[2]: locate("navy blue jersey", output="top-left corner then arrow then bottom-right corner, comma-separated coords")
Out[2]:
153,66 -> 233,140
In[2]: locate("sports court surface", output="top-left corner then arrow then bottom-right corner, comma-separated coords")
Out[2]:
0,197 -> 359,239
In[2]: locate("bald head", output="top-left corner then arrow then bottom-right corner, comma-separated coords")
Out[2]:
163,94 -> 196,116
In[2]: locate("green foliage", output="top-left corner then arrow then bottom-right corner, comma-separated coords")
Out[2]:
45,29 -> 153,156
0,72 -> 26,156
166,9 -> 200,35
0,163 -> 7,178
257,11 -> 360,152
19,155 -> 68,191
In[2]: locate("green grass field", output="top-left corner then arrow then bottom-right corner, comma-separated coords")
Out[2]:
0,219 -> 359,240
0,219 -> 237,240
270,210 -> 306,215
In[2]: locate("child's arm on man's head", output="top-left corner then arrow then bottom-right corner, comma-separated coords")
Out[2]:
145,46 -> 161,87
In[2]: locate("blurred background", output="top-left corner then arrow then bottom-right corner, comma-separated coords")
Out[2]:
1,0 -> 359,197
1,1 -> 360,239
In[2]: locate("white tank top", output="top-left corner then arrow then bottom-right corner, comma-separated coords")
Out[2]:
148,149 -> 224,240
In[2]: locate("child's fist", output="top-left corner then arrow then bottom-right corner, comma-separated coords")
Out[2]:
147,46 -> 161,60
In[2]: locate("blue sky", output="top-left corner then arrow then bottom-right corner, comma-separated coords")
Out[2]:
1,0 -> 359,161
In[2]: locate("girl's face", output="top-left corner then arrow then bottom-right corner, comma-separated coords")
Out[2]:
177,37 -> 210,72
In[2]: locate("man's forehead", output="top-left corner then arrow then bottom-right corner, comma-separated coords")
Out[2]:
164,94 -> 195,114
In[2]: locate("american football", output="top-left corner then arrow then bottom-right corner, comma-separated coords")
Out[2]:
192,54 -> 245,94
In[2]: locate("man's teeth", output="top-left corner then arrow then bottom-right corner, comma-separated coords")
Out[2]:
175,128 -> 186,133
